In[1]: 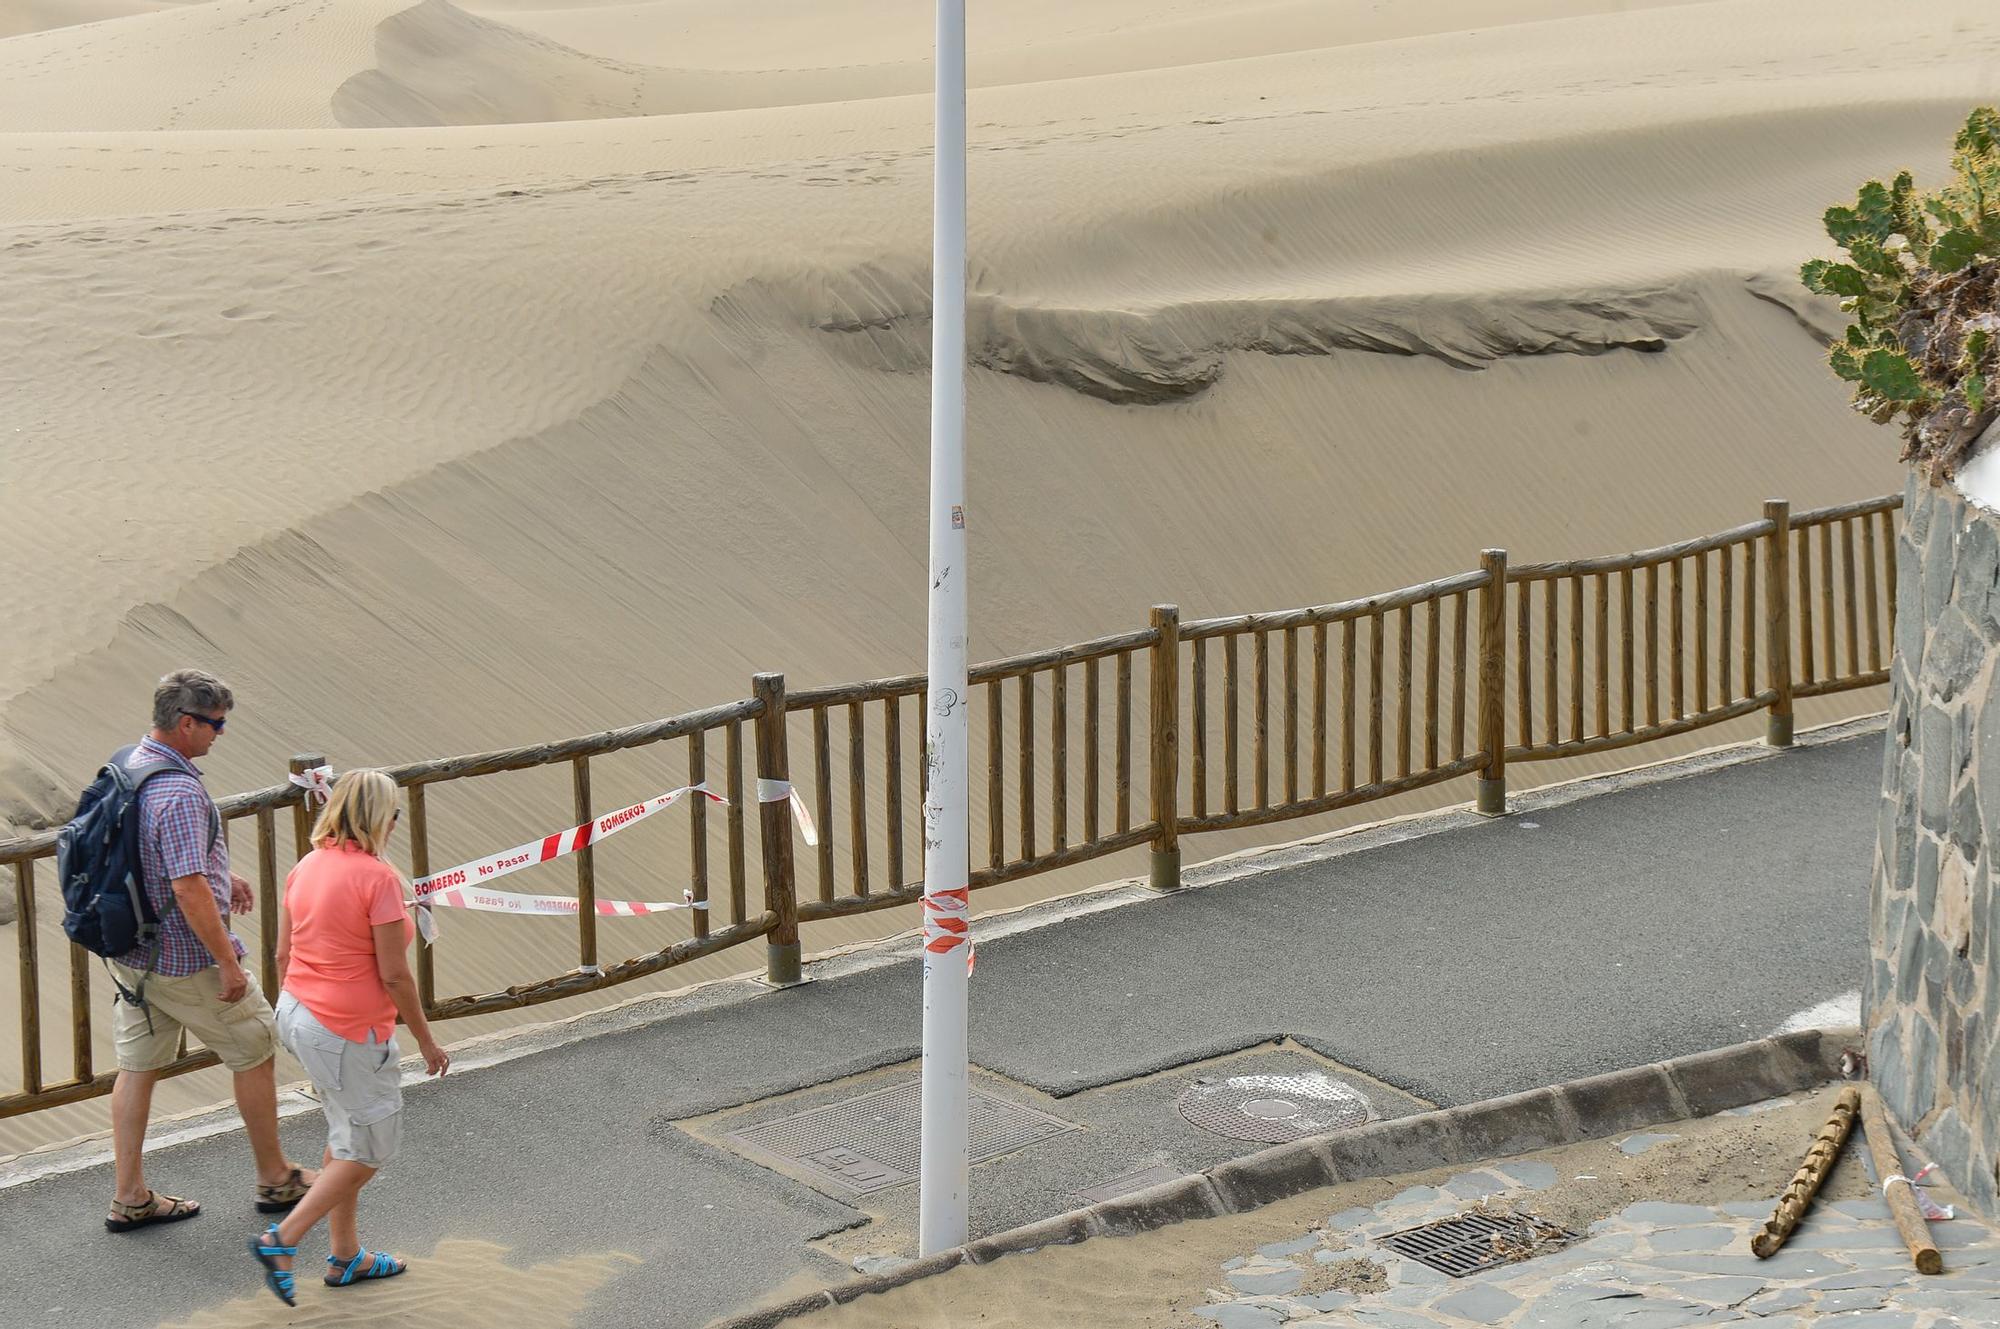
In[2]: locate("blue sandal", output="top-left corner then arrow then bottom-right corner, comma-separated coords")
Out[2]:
247,1224 -> 298,1306
326,1249 -> 407,1287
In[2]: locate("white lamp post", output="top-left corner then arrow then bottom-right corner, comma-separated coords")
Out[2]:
918,0 -> 971,1258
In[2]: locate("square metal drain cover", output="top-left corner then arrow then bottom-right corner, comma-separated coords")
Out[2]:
1377,1211 -> 1578,1278
724,1080 -> 1078,1195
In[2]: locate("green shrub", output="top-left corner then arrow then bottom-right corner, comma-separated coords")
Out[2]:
1803,107 -> 2000,479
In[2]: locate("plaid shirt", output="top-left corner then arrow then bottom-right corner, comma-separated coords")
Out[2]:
113,737 -> 241,977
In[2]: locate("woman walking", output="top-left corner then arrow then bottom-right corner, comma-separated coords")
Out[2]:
248,770 -> 449,1305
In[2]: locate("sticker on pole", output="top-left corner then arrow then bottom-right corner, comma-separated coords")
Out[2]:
922,886 -> 974,975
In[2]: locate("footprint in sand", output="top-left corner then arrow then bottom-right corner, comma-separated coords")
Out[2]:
157,1239 -> 636,1329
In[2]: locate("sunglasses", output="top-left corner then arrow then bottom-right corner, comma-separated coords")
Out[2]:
180,711 -> 227,733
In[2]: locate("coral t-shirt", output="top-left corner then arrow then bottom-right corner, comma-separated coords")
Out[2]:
282,842 -> 415,1043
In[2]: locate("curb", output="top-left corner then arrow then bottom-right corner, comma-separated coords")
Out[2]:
705,1027 -> 1856,1329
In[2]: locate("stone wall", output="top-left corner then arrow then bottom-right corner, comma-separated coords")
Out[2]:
1867,470 -> 2000,1219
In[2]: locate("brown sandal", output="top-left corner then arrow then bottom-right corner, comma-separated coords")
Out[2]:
255,1166 -> 314,1214
106,1189 -> 201,1233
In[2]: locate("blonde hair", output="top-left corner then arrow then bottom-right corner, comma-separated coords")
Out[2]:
309,770 -> 401,857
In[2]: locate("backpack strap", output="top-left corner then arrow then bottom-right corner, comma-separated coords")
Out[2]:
113,744 -> 217,987
104,956 -> 157,1037
104,752 -> 162,1020
123,745 -> 220,854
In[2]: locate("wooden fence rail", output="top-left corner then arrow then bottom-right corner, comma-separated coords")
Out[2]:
0,493 -> 1902,1123
1179,568 -> 1492,833
786,623 -> 1164,920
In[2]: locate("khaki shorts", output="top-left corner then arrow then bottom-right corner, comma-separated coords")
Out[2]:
275,992 -> 404,1168
110,964 -> 279,1074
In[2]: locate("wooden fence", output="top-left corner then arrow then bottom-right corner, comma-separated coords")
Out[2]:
0,493 -> 1901,1123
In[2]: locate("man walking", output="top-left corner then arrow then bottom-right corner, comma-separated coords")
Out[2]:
105,669 -> 316,1232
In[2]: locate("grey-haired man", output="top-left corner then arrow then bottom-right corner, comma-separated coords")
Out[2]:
105,669 -> 317,1232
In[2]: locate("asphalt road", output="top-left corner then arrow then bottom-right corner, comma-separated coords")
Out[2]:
0,734 -> 1882,1329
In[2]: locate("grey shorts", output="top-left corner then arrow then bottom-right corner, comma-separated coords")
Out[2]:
275,992 -> 404,1168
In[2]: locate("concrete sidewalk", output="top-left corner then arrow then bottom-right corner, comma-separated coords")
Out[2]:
1158,1094 -> 2000,1329
0,724 -> 1887,1329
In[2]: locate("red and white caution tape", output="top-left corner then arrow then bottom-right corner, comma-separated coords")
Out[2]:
1884,1164 -> 1956,1221
757,779 -> 821,846
411,782 -> 724,914
922,886 -> 975,976
301,760 -> 984,979
420,882 -> 706,918
288,764 -> 335,808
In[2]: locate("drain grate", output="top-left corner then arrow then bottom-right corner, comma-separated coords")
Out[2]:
1177,1072 -> 1372,1144
1377,1211 -> 1578,1278
725,1080 -> 1077,1195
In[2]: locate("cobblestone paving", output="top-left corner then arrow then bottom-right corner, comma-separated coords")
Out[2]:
1192,1156 -> 2000,1328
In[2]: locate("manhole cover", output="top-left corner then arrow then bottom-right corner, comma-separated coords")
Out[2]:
724,1081 -> 1077,1195
1377,1211 -> 1578,1278
1176,1072 -> 1371,1143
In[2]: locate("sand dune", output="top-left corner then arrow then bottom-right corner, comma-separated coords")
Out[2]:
465,0 -> 1730,95
0,0 -> 1734,129
2,0 -> 1996,1154
0,0 -> 187,41
0,0 -> 405,130
334,0 -> 758,126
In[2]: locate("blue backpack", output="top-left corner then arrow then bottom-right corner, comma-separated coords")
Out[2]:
56,745 -> 186,960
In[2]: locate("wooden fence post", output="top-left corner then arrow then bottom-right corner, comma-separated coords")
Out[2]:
1149,605 -> 1182,891
752,673 -> 802,986
571,755 -> 597,974
284,754 -> 326,997
16,860 -> 40,1098
287,754 -> 325,858
1764,500 -> 1795,747
255,809 -> 279,1001
1476,551 -> 1509,816
406,783 -> 436,1014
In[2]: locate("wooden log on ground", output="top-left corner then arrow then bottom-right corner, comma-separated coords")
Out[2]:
1858,1083 -> 1944,1274
1752,1085 -> 1859,1257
